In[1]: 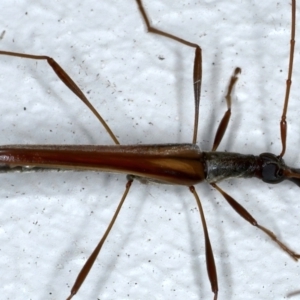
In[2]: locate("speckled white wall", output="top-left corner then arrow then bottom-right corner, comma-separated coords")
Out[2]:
0,1 -> 299,299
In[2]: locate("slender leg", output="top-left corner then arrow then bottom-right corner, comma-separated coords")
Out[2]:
211,67 -> 241,151
66,178 -> 134,300
279,0 -> 296,157
135,0 -> 202,144
211,183 -> 300,261
0,51 -> 119,145
189,186 -> 218,300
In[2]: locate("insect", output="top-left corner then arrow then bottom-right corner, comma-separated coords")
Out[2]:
1,0 -> 300,299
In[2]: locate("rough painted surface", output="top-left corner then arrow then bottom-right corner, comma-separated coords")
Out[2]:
0,1 -> 299,299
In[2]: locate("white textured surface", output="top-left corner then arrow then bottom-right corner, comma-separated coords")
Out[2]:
0,1 -> 300,299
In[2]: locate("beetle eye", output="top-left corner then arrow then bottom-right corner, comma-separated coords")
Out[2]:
261,163 -> 284,183
259,153 -> 286,184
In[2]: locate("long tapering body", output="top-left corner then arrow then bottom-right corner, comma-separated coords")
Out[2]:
0,143 -> 268,185
0,144 -> 205,185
